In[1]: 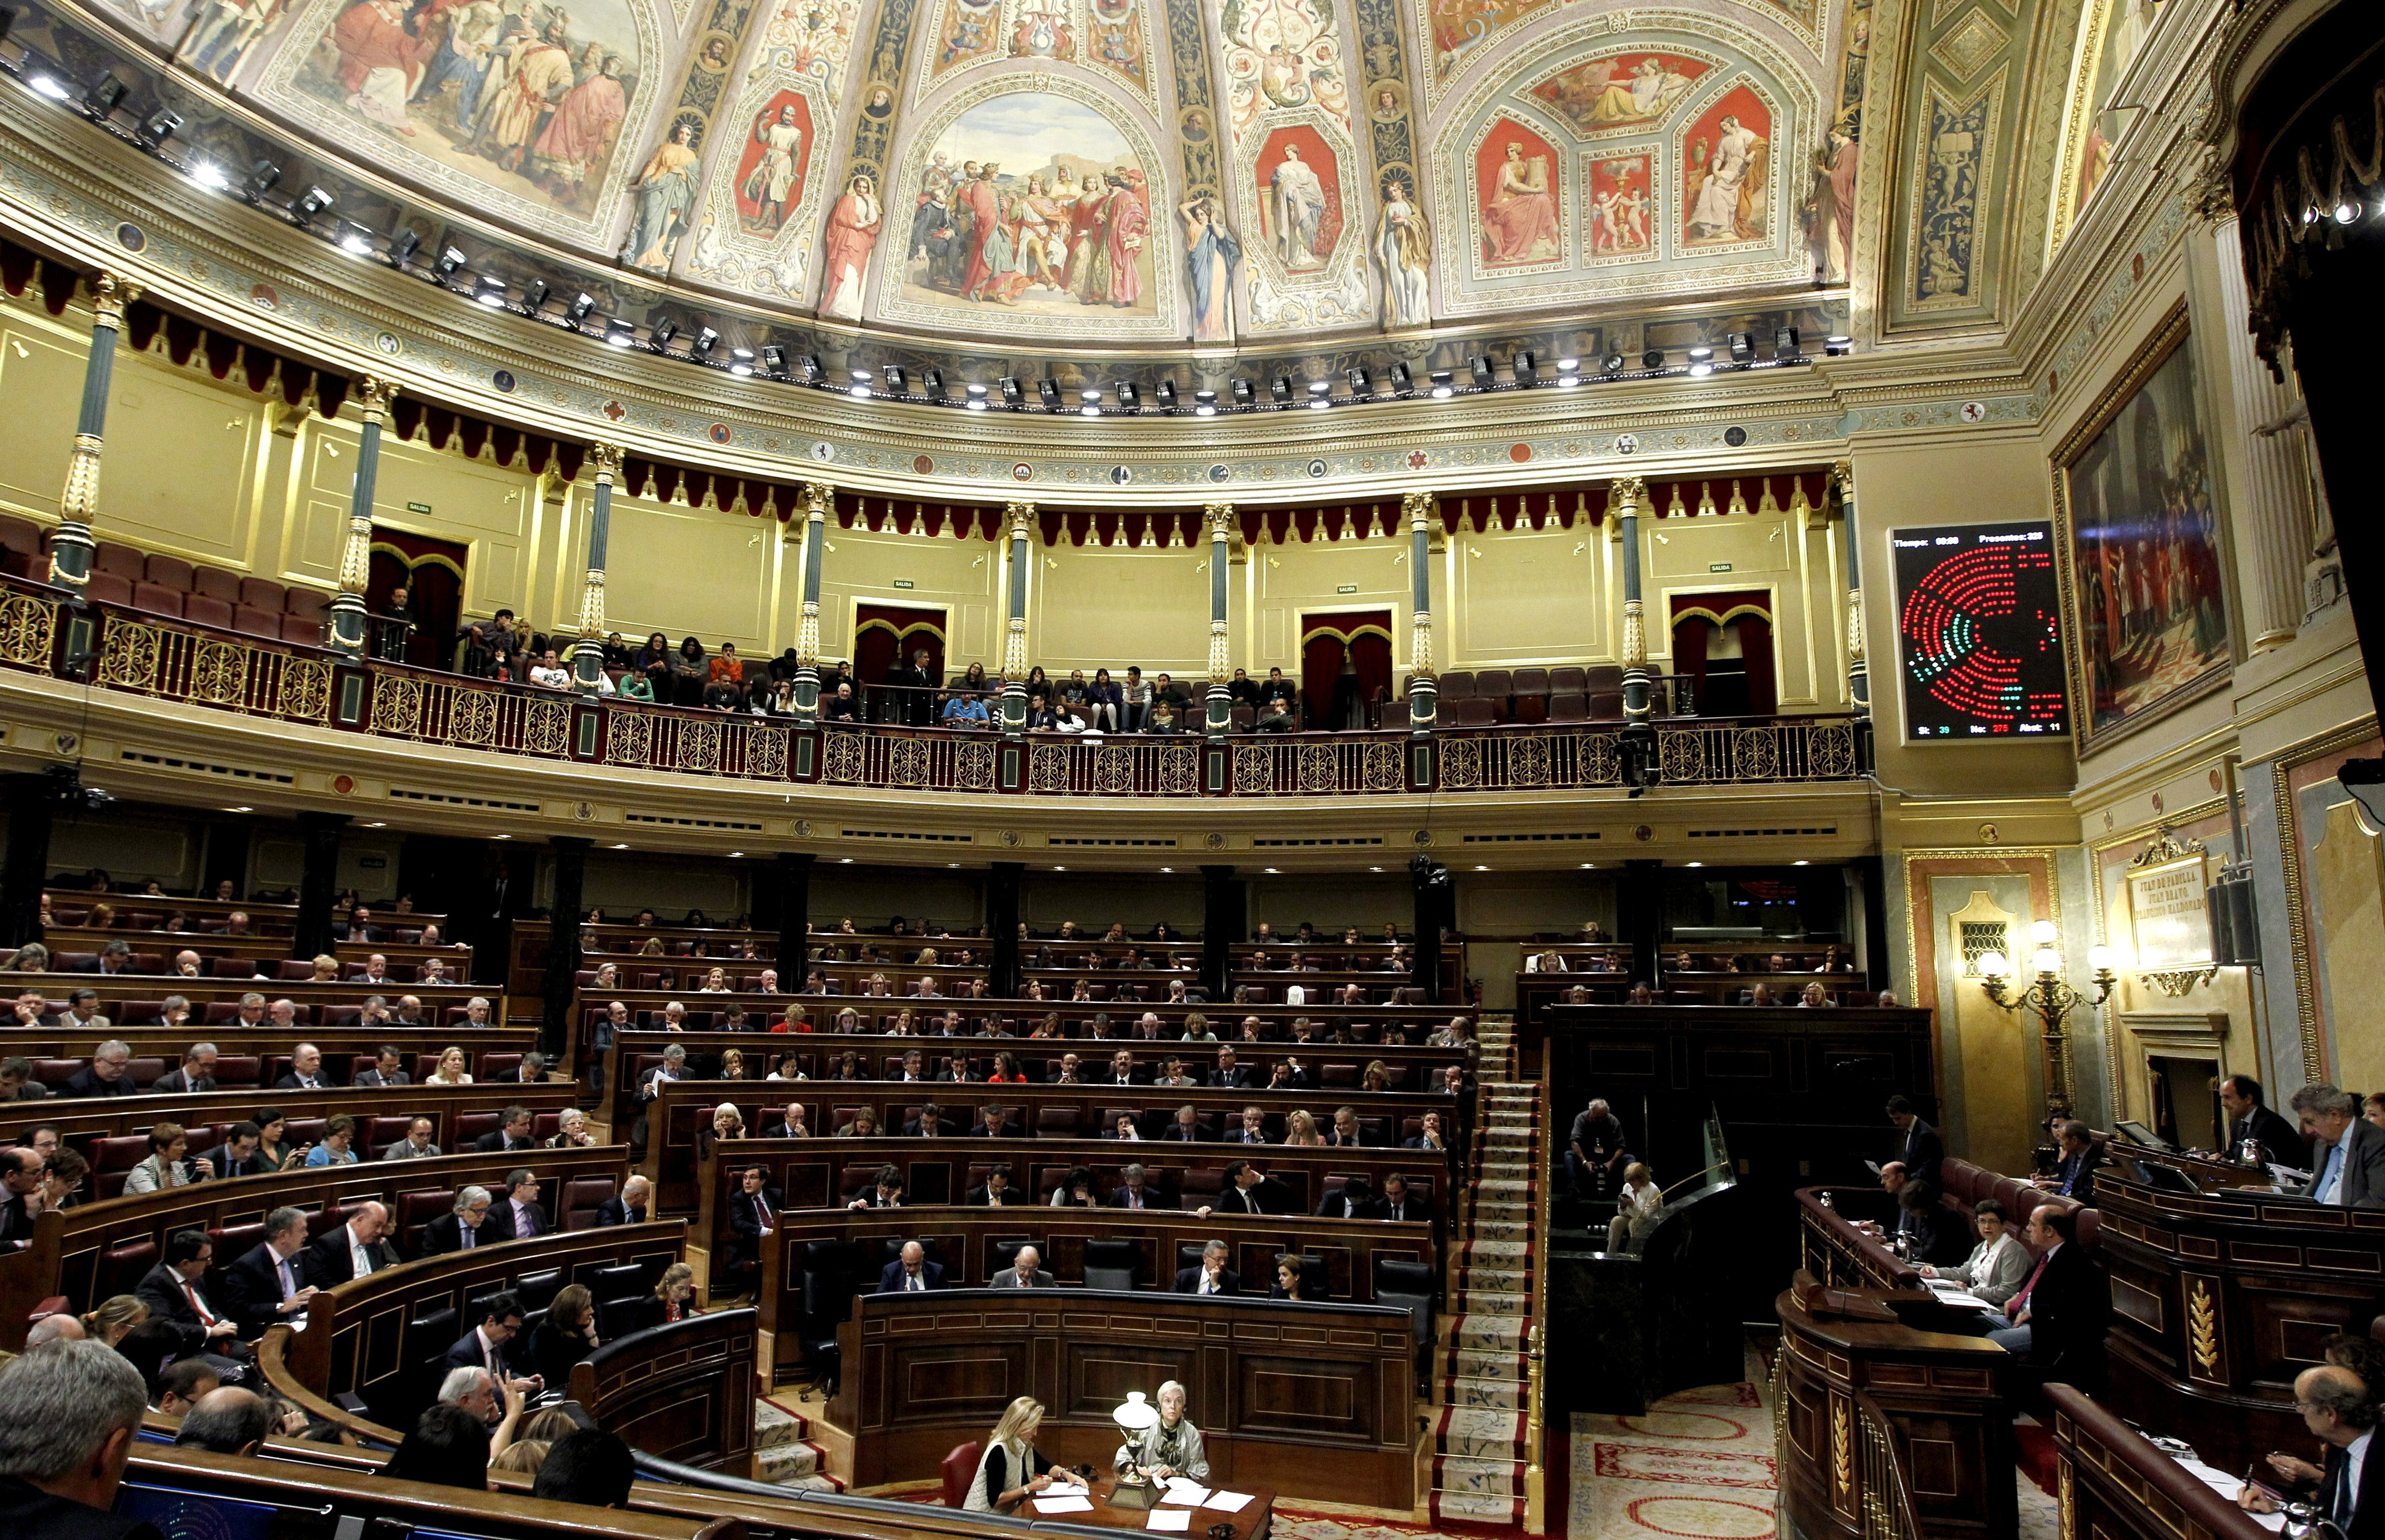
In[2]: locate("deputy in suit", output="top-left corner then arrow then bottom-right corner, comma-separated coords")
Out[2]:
1198,1161 -> 1287,1216
969,1104 -> 1024,1138
1207,1049 -> 1256,1088
990,1245 -> 1055,1287
151,1045 -> 219,1096
473,1106 -> 536,1154
440,1292 -> 529,1381
877,1240 -> 943,1292
1377,1173 -> 1435,1224
845,1165 -> 904,1210
2297,1085 -> 2385,1207
299,1202 -> 396,1286
2241,1365 -> 2385,1537
135,1229 -> 247,1358
901,1104 -> 956,1138
1316,1177 -> 1377,1220
2220,1074 -> 2307,1166
353,1048 -> 413,1089
965,1165 -> 1020,1206
1886,1094 -> 1944,1181
418,1185 -> 501,1255
1173,1240 -> 1238,1296
1984,1205 -> 2109,1392
1104,1163 -> 1164,1210
2034,1120 -> 2104,1204
721,1166 -> 780,1286
272,1043 -> 335,1091
593,1176 -> 651,1226
218,1207 -> 318,1337
1161,1105 -> 1215,1142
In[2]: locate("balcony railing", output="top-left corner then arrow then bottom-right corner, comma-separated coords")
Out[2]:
0,580 -> 1868,798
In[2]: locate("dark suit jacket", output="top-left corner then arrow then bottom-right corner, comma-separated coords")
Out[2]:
440,1328 -> 523,1380
592,1195 -> 647,1227
1105,1185 -> 1166,1210
2020,1241 -> 2111,1391
473,1131 -> 535,1154
2314,1118 -> 2385,1207
1161,1124 -> 1216,1142
2050,1145 -> 2104,1203
875,1258 -> 944,1292
496,1198 -> 547,1239
759,1120 -> 808,1139
219,1242 -> 303,1334
1208,1067 -> 1255,1088
148,1069 -> 216,1096
2312,1435 -> 2385,1538
1173,1265 -> 1240,1295
273,1073 -> 335,1092
1314,1191 -> 1379,1219
968,1122 -> 1025,1138
2228,1105 -> 2306,1165
721,1188 -> 780,1270
418,1213 -> 502,1256
1211,1178 -> 1287,1215
1378,1193 -> 1436,1224
353,1069 -> 412,1088
989,1267 -> 1056,1288
299,1225 -> 394,1287
134,1263 -> 226,1353
1895,1119 -> 1945,1180
1403,1135 -> 1449,1151
61,1067 -> 132,1097
1225,1128 -> 1269,1145
900,1118 -> 957,1138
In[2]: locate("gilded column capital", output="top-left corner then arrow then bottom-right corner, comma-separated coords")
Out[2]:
1829,460 -> 1854,499
355,376 -> 401,419
1400,488 -> 1438,530
87,272 -> 143,326
800,479 -> 835,523
1204,500 -> 1235,537
1611,476 -> 1647,516
1006,499 -> 1036,536
589,441 -> 625,477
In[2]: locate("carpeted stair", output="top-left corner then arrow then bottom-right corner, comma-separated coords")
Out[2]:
1426,1016 -> 1540,1527
756,1396 -> 842,1490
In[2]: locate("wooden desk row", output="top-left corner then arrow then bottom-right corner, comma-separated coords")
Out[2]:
45,886 -> 447,930
837,1287 -> 1417,1507
38,925 -> 467,973
0,1144 -> 628,1347
1,1025 -> 540,1093
1,971 -> 495,1022
2048,1384 -> 2274,1540
637,1080 -> 1459,1211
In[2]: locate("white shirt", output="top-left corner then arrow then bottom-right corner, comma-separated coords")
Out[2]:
2344,1429 -> 2373,1524
2316,1138 -> 2348,1205
1285,985 -> 1309,1006
349,1228 -> 376,1276
530,664 -> 570,688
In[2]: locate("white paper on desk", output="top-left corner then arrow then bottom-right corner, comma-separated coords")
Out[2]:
1202,1492 -> 1255,1514
1160,1482 -> 1212,1505
1033,1495 -> 1095,1514
2247,1512 -> 2287,1533
1934,1293 -> 1992,1310
1147,1510 -> 1194,1531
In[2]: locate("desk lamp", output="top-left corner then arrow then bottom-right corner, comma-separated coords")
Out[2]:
1110,1391 -> 1161,1507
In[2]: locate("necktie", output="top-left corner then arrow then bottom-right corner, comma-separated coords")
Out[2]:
1201,1273 -> 1214,1295
278,1256 -> 295,1298
353,1237 -> 373,1275
907,1272 -> 922,1291
2009,1251 -> 2052,1314
462,1225 -> 476,1248
182,1280 -> 217,1327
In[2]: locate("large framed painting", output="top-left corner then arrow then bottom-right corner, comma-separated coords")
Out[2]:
2053,304 -> 2233,749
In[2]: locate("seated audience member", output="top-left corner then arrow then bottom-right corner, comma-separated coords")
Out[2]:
135,1230 -> 247,1367
903,1101 -> 954,1137
967,1164 -> 1021,1206
155,1359 -> 220,1417
2295,1082 -> 2385,1205
1920,1197 -> 2032,1306
761,1101 -> 811,1138
2218,1074 -> 2305,1165
878,1239 -> 942,1292
534,1428 -> 636,1509
1225,1104 -> 1268,1144
385,1399 -> 503,1491
1378,1171 -> 1433,1223
527,1286 -> 600,1391
992,1244 -> 1055,1288
301,1202 -> 396,1286
475,1105 -> 537,1154
151,1044 -> 219,1096
37,1148 -> 88,1215
124,1122 -> 213,1193
355,1046 -> 412,1088
1106,1163 -> 1160,1210
174,1385 -> 276,1457
420,1187 -> 502,1255
1196,1161 -> 1287,1217
304,1116 -> 362,1166
0,1057 -> 45,1101
1607,1162 -> 1664,1253
1209,1046 -> 1256,1088
1566,1098 -> 1629,1198
274,1044 -> 334,1091
1980,1205 -> 2109,1392
2238,1365 -> 2382,1525
442,1295 -> 531,1388
963,1396 -> 1084,1514
1268,1258 -> 1309,1301
1164,1104 -> 1213,1142
1175,1240 -> 1238,1296
62,1041 -> 135,1098
0,1338 -> 154,1529
2033,1118 -> 2103,1203
594,1175 -> 652,1226
1051,1167 -> 1100,1207
1327,1105 -> 1369,1147
382,1117 -> 440,1160
1406,1111 -> 1448,1151
56,990 -> 110,1031
848,1165 -> 904,1210
220,1207 -> 316,1337
1316,1175 -> 1375,1219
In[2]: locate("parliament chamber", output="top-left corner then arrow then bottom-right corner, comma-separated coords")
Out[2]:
0,0 -> 2381,1537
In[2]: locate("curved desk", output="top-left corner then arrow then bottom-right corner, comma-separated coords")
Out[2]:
834,1286 -> 1415,1507
570,1307 -> 761,1477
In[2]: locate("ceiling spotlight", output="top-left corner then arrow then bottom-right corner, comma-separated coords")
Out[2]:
729,347 -> 755,376
26,66 -> 73,102
1774,326 -> 1802,358
691,327 -> 718,361
1154,380 -> 1177,410
603,318 -> 636,348
1556,356 -> 1579,371
432,245 -> 466,280
762,344 -> 789,376
1640,347 -> 1665,370
474,274 -> 509,307
850,381 -> 871,398
1270,375 -> 1293,404
387,227 -> 421,266
882,365 -> 906,393
1555,369 -> 1580,388
1602,352 -> 1626,374
923,367 -> 945,398
1038,379 -> 1062,407
1388,362 -> 1413,394
1193,387 -> 1216,417
966,380 -> 988,397
1687,345 -> 1714,378
291,186 -> 334,224
1428,370 -> 1454,398
1079,403 -> 1099,417
650,318 -> 678,350
966,397 -> 989,412
1728,332 -> 1758,363
850,367 -> 872,382
1117,382 -> 1140,410
1307,394 -> 1330,411
565,291 -> 596,324
187,159 -> 230,191
136,107 -> 180,147
1345,365 -> 1371,394
1231,378 -> 1255,406
335,223 -> 374,257
522,279 -> 549,312
1824,334 -> 1853,356
793,352 -> 821,381
1513,351 -> 1538,386
1470,356 -> 1495,388
999,376 -> 1023,406
246,159 -> 282,196
83,73 -> 127,117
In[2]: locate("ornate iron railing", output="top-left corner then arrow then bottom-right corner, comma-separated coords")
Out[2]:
0,581 -> 1871,798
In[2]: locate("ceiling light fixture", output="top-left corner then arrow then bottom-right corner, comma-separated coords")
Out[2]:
1728,332 -> 1758,364
335,223 -> 375,257
432,245 -> 466,280
27,70 -> 73,103
1231,379 -> 1256,406
1038,379 -> 1062,408
564,291 -> 596,324
136,107 -> 180,147
999,376 -> 1024,406
1154,380 -> 1177,410
290,186 -> 334,224
691,327 -> 718,361
1270,375 -> 1293,404
1470,356 -> 1495,388
1640,347 -> 1665,370
188,159 -> 231,191
761,344 -> 789,376
1117,382 -> 1140,410
521,279 -> 549,313
473,274 -> 509,307
1824,334 -> 1853,357
728,347 -> 754,376
793,352 -> 822,381
1775,326 -> 1802,358
604,318 -> 636,348
1512,351 -> 1538,386
1388,362 -> 1413,395
923,368 -> 944,398
82,73 -> 127,117
650,318 -> 678,350
1428,371 -> 1454,398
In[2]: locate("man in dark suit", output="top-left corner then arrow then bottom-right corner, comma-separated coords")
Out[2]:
1174,1239 -> 1238,1296
2295,1085 -> 2385,1207
593,1176 -> 651,1226
1984,1205 -> 2109,1392
2220,1075 -> 2306,1166
473,1105 -> 536,1154
418,1187 -> 501,1256
1404,1111 -> 1449,1151
1886,1094 -> 1945,1182
483,1052 -> 547,1085
965,1164 -> 1020,1206
2240,1365 -> 2385,1536
1161,1105 -> 1214,1142
273,1043 -> 335,1092
1316,1176 -> 1376,1220
62,1041 -> 134,1098
150,1043 -> 219,1096
901,1102 -> 955,1138
354,1047 -> 412,1089
69,940 -> 137,974
333,906 -> 389,943
135,1229 -> 247,1359
989,1244 -> 1055,1287
1225,1105 -> 1269,1144
0,1146 -> 43,1253
721,1166 -> 779,1287
2034,1120 -> 2104,1204
876,1239 -> 942,1292
440,1292 -> 528,1381
1208,1047 -> 1256,1089
760,1102 -> 811,1138
1103,1050 -> 1146,1089
301,1201 -> 396,1285
969,1103 -> 1024,1138
1198,1161 -> 1286,1216
1105,1162 -> 1163,1210
219,1207 -> 318,1338
845,1165 -> 903,1210
1378,1173 -> 1435,1224
494,1171 -> 546,1240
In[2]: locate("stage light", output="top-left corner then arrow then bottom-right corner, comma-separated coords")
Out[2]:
1345,366 -> 1371,394
136,107 -> 180,147
1602,353 -> 1626,374
522,279 -> 549,312
1117,382 -> 1139,410
964,380 -> 986,396
83,73 -> 127,117
1470,355 -> 1495,388
291,186 -> 333,224
1824,334 -> 1853,356
923,368 -> 944,398
1556,356 -> 1578,371
793,352 -> 820,381
882,365 -> 906,393
603,318 -> 636,348
1078,387 -> 1100,402
1154,380 -> 1177,409
474,274 -> 509,307
729,347 -> 755,377
2334,201 -> 2359,225
1687,345 -> 1714,378
1555,369 -> 1580,388
761,344 -> 789,375
1038,379 -> 1061,407
432,245 -> 466,280
1728,332 -> 1757,363
1270,375 -> 1293,403
1079,403 -> 1099,417
850,381 -> 870,398
850,367 -> 872,382
334,223 -> 374,257
1640,348 -> 1665,369
1388,362 -> 1413,394
1231,379 -> 1255,406
187,159 -> 230,191
1512,351 -> 1538,386
387,228 -> 421,266
650,318 -> 678,349
1774,326 -> 1801,358
565,291 -> 596,324
246,159 -> 281,197
26,65 -> 73,102
1428,370 -> 1454,398
1196,403 -> 1217,417
1307,395 -> 1329,410
1307,379 -> 1329,395
966,396 -> 989,412
691,327 -> 718,361
999,377 -> 1023,406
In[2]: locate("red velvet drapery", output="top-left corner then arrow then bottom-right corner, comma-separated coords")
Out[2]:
1299,610 -> 1394,729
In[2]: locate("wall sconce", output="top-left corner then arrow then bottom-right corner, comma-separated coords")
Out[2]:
1976,919 -> 2117,1120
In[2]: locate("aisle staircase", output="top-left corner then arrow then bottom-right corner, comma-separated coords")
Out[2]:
755,1396 -> 842,1490
1426,1014 -> 1544,1528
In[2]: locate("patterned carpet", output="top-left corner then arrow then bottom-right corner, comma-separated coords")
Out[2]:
1566,1378 -> 1779,1540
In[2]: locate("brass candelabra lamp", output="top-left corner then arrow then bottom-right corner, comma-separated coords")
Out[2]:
1975,920 -> 2119,1121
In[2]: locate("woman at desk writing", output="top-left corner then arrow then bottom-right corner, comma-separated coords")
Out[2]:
1917,1197 -> 2032,1306
964,1396 -> 1086,1513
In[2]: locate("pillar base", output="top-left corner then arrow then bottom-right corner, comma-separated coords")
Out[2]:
1407,680 -> 1437,735
47,518 -> 95,595
1206,684 -> 1231,738
571,637 -> 608,694
792,666 -> 820,726
326,593 -> 368,657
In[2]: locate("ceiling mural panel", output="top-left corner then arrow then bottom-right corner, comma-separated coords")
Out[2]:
2048,0 -> 2165,256
912,0 -> 1160,114
1412,0 -> 1822,115
1218,0 -> 1374,334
